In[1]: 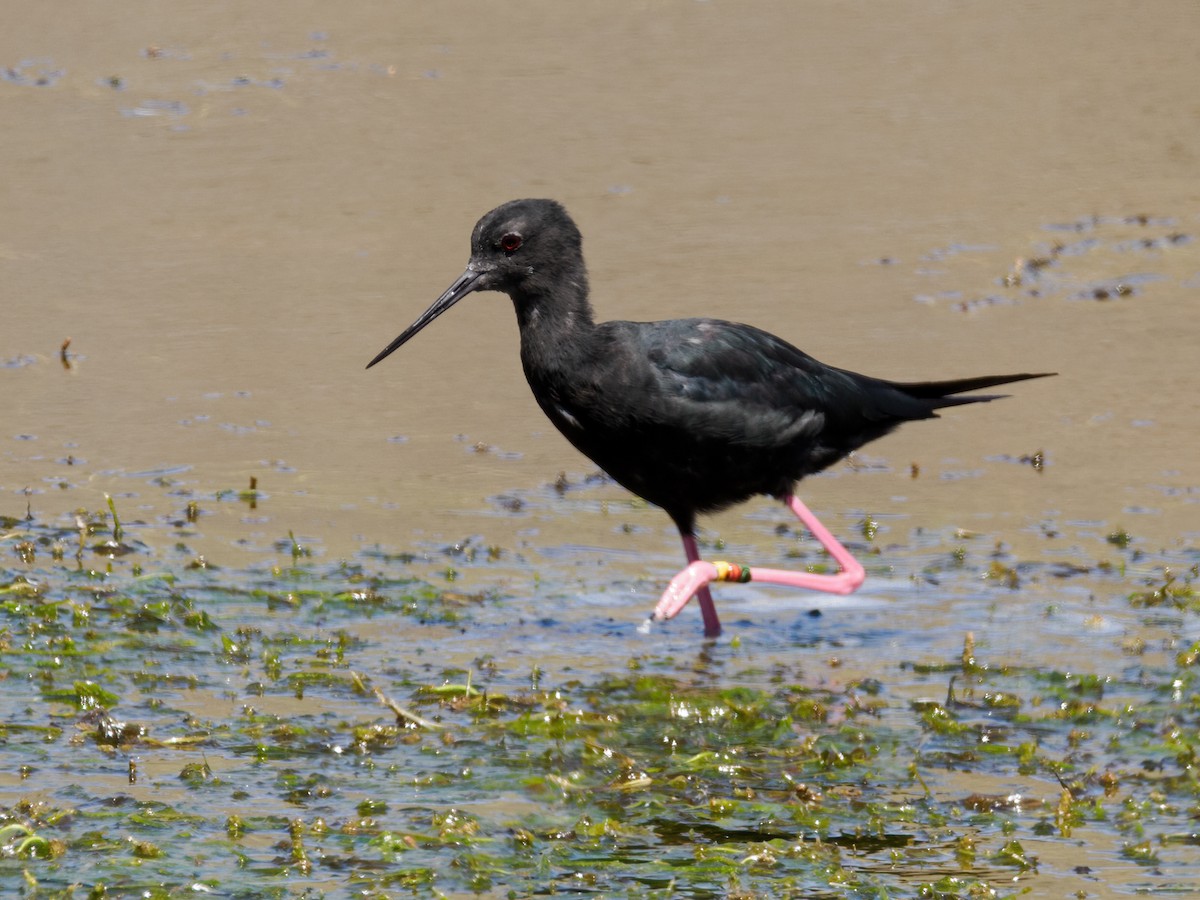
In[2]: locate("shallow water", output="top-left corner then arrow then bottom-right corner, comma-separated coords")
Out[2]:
3,2 -> 1199,896
1,499 -> 1197,896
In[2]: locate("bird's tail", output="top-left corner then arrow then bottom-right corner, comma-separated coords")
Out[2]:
893,372 -> 1055,408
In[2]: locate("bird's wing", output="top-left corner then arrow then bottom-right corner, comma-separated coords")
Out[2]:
594,318 -> 899,447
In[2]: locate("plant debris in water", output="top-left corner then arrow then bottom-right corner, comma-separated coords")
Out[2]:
1,506 -> 1197,897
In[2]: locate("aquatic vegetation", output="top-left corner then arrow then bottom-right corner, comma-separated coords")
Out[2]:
1,508 -> 1197,897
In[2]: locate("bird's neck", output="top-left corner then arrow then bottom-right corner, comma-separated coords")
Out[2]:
511,270 -> 597,368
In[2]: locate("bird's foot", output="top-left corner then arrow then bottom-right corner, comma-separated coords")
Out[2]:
649,550 -> 865,630
651,560 -> 719,622
651,560 -> 752,622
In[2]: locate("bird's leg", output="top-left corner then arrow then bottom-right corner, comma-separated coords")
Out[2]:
651,494 -> 865,627
765,494 -> 867,593
680,533 -> 722,637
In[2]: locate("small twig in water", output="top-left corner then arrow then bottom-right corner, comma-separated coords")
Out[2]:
362,675 -> 443,730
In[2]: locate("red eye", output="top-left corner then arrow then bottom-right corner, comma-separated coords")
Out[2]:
499,232 -> 522,253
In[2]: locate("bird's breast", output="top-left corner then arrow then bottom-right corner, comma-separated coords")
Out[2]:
550,402 -> 582,431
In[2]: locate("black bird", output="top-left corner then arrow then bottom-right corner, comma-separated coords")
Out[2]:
368,199 -> 1052,637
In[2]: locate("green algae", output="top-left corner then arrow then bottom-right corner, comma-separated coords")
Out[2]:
1,509 -> 1198,897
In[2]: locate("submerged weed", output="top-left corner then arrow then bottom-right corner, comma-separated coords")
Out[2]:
1,510 -> 1198,896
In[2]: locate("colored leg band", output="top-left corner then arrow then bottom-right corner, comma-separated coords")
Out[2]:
712,561 -> 752,583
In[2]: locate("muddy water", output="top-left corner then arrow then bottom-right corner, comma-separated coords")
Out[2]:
4,7 -> 1198,590
4,4 -> 1200,895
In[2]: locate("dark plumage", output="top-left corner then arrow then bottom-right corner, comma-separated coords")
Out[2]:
368,199 -> 1052,636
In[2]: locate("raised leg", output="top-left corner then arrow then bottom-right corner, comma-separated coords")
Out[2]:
651,494 -> 866,626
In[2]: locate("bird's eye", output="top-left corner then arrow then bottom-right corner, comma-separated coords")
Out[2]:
499,232 -> 523,253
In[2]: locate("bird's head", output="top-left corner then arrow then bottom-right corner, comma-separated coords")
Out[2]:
366,199 -> 584,369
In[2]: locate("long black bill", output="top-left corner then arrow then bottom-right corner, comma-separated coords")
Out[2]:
366,268 -> 487,369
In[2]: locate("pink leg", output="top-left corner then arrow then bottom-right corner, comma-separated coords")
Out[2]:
651,494 -> 866,626
681,534 -> 722,638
